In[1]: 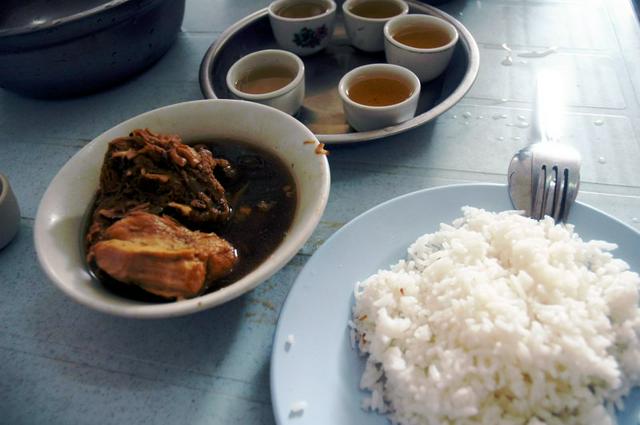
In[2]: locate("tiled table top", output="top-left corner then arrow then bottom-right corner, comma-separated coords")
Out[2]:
1,0 -> 639,423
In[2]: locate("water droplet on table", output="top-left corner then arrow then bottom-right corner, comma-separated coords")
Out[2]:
478,115 -> 484,119
593,119 -> 604,126
501,56 -> 513,66
598,156 -> 606,164
512,136 -> 521,141
517,115 -> 526,121
452,114 -> 457,119
632,217 -> 639,223
517,46 -> 558,58
516,121 -> 529,129
497,136 -> 505,141
500,98 -> 508,103
463,111 -> 472,119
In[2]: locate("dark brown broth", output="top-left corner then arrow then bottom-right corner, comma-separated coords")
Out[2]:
87,139 -> 297,303
205,139 -> 297,289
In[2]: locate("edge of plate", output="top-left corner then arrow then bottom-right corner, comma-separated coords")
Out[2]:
269,183 -> 498,424
198,1 -> 480,145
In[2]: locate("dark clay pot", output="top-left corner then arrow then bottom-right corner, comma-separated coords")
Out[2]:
0,0 -> 185,98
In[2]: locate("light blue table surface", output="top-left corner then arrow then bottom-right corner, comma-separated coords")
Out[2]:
1,0 -> 640,424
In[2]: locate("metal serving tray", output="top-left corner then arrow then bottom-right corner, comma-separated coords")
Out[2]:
199,0 -> 479,144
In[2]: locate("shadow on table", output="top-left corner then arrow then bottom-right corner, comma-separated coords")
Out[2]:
26,285 -> 248,388
329,117 -> 437,158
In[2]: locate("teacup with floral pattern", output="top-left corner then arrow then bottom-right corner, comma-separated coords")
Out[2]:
268,0 -> 337,56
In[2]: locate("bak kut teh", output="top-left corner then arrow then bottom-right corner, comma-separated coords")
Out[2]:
85,129 -> 297,301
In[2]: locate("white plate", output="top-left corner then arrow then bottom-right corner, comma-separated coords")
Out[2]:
34,100 -> 330,319
271,183 -> 640,424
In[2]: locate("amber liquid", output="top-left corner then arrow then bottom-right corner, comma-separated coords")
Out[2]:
235,66 -> 295,95
392,25 -> 451,49
347,76 -> 412,107
349,1 -> 403,18
277,2 -> 326,18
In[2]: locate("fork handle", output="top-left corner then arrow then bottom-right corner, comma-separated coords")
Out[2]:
532,71 -> 563,144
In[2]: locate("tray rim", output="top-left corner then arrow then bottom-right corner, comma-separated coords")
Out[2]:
199,1 -> 480,144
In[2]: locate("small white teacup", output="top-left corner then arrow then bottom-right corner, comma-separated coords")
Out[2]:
342,0 -> 408,52
268,0 -> 337,56
0,173 -> 20,250
338,63 -> 420,132
384,14 -> 459,82
226,49 -> 305,116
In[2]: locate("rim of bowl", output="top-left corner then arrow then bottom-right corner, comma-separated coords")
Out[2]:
338,63 -> 421,111
226,49 -> 305,101
342,0 -> 409,22
384,14 -> 459,53
0,174 -> 7,205
0,0 -> 133,37
268,0 -> 337,22
33,99 -> 331,319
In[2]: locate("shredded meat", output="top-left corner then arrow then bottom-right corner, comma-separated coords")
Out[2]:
85,129 -> 239,299
87,129 -> 235,247
89,212 -> 237,299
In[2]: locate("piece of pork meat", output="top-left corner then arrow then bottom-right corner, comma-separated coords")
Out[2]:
89,211 -> 238,299
87,128 -> 236,247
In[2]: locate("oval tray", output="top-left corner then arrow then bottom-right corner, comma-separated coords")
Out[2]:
199,1 -> 479,144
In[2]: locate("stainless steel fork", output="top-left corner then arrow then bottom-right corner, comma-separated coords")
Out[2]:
528,142 -> 581,221
508,72 -> 582,222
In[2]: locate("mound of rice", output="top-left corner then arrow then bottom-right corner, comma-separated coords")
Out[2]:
352,207 -> 640,425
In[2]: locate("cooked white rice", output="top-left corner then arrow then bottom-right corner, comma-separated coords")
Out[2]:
286,334 -> 296,350
289,400 -> 308,415
353,207 -> 640,425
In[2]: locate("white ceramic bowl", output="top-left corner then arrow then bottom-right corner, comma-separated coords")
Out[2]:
338,63 -> 420,132
384,14 -> 459,82
226,49 -> 305,115
268,0 -> 337,56
342,0 -> 408,52
34,100 -> 330,319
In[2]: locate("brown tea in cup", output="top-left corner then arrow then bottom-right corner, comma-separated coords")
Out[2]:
347,76 -> 413,107
235,65 -> 296,95
349,0 -> 404,19
392,24 -> 451,49
277,2 -> 327,18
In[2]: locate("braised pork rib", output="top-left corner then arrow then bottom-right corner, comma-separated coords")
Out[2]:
90,211 -> 237,299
